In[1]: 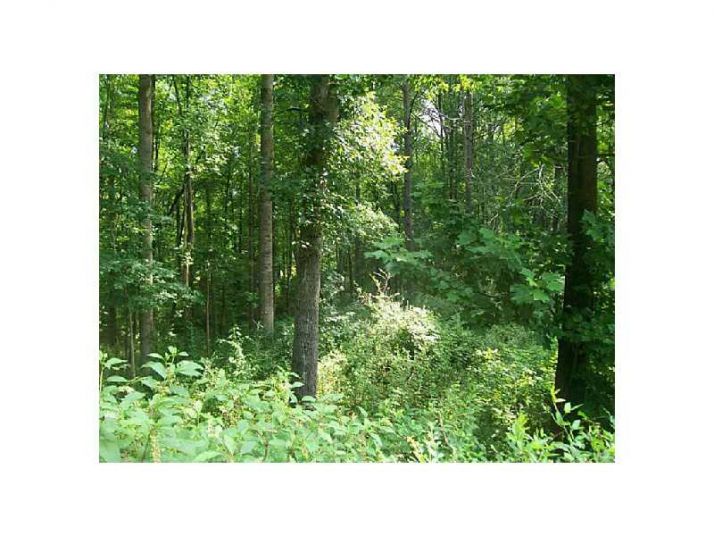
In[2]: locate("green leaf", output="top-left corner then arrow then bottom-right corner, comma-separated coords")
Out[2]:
236,420 -> 250,435
99,439 -> 122,462
169,385 -> 190,396
140,377 -> 159,390
122,391 -> 145,405
142,361 -> 167,379
532,289 -> 550,303
105,376 -> 127,383
240,440 -> 258,455
223,434 -> 237,455
175,360 -> 203,377
269,438 -> 288,450
193,451 -> 222,462
158,415 -> 182,426
541,272 -> 564,292
104,357 -> 125,369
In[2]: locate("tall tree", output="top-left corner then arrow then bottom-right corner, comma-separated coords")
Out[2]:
555,75 -> 599,407
173,75 -> 195,290
138,74 -> 155,361
402,77 -> 414,249
291,75 -> 336,399
100,75 -> 119,348
258,74 -> 275,334
463,90 -> 474,215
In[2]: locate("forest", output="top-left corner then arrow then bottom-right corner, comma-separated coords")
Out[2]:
99,74 -> 615,462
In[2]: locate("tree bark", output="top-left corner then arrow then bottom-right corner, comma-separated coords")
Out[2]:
353,184 -> 363,292
463,90 -> 474,215
138,74 -> 155,362
291,75 -> 336,400
174,76 -> 194,291
182,148 -> 195,288
258,74 -> 275,334
247,141 -> 256,328
555,75 -> 599,407
106,306 -> 118,347
101,75 -> 119,348
402,78 -> 415,250
127,308 -> 135,376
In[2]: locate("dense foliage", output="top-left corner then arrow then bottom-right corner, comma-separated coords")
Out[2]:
99,74 -> 615,462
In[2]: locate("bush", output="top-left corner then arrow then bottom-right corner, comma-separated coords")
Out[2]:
99,350 -> 396,462
318,295 -> 556,440
100,342 -> 613,463
100,296 -> 613,463
319,294 -> 449,412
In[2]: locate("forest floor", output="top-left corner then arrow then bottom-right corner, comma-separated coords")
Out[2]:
99,294 -> 614,462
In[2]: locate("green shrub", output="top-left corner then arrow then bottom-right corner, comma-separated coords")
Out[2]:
319,294 -> 449,412
100,297 -> 613,463
100,350 -> 396,462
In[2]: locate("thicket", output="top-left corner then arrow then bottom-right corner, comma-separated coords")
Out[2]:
101,294 -> 613,462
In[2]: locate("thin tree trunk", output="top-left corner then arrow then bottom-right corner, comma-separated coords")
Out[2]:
258,74 -> 275,334
555,75 -> 599,408
107,306 -> 118,347
286,202 -> 294,314
182,146 -> 194,288
448,115 -> 457,201
292,75 -> 336,400
152,76 -> 159,173
402,78 -> 414,250
101,75 -> 119,348
463,90 -> 474,215
128,309 -> 136,377
205,176 -> 213,354
353,184 -> 362,291
438,92 -> 448,198
138,74 -> 155,362
247,139 -> 255,328
206,268 -> 211,355
174,76 -> 194,291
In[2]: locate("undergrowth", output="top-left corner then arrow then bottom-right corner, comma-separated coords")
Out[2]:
100,295 -> 614,463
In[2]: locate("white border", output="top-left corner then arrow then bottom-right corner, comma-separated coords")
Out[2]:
2,1 -> 713,534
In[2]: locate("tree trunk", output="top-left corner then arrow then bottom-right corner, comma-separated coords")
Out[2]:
555,75 -> 599,408
291,75 -> 336,400
206,268 -> 211,355
286,202 -> 295,314
437,92 -> 448,198
258,74 -> 275,334
463,90 -> 474,215
402,78 -> 415,250
205,176 -> 213,354
247,140 -> 256,328
174,76 -> 194,291
138,74 -> 155,362
106,306 -> 118,347
353,184 -> 363,292
101,75 -> 119,348
127,309 -> 136,376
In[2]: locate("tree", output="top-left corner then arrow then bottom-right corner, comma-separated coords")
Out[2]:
258,74 -> 275,334
555,75 -> 599,407
463,90 -> 474,215
138,74 -> 154,361
291,75 -> 337,399
173,75 -> 195,290
402,77 -> 415,249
